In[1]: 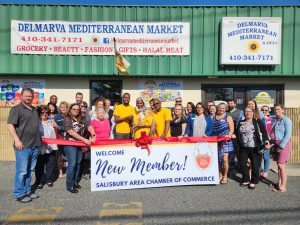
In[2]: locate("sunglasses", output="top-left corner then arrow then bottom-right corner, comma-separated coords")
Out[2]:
175,100 -> 182,103
153,102 -> 160,106
261,109 -> 268,112
72,108 -> 80,111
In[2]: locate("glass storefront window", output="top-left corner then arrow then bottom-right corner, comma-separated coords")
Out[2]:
202,84 -> 283,111
205,88 -> 233,103
90,80 -> 122,106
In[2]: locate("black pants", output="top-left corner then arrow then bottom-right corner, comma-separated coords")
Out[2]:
79,150 -> 91,178
239,146 -> 261,184
230,137 -> 240,169
35,151 -> 56,185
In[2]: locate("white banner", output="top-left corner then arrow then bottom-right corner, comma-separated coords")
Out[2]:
91,142 -> 219,191
139,79 -> 183,108
11,20 -> 190,56
221,17 -> 281,65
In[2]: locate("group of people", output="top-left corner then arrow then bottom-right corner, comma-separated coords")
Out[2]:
7,88 -> 292,203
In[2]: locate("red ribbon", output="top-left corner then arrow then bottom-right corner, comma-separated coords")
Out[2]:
135,132 -> 153,156
42,136 -> 230,155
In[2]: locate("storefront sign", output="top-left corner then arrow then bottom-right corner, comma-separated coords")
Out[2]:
91,142 -> 219,191
0,79 -> 45,107
255,91 -> 274,108
11,20 -> 190,56
139,79 -> 183,107
221,17 -> 281,65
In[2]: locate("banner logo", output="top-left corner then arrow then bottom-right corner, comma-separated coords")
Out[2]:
194,143 -> 213,170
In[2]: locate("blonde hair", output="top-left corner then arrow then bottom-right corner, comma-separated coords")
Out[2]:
59,101 -> 69,109
173,104 -> 185,119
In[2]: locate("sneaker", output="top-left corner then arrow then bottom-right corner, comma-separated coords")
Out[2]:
15,195 -> 32,203
28,193 -> 39,199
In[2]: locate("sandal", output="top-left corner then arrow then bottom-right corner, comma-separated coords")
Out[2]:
59,174 -> 66,178
220,179 -> 228,184
269,183 -> 279,189
272,187 -> 286,192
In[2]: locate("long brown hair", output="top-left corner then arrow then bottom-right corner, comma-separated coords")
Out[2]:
247,99 -> 260,119
68,103 -> 84,123
94,97 -> 106,112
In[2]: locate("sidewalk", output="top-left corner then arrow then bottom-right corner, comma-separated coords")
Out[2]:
270,161 -> 300,176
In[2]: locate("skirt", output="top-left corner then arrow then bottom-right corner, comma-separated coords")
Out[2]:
273,140 -> 292,163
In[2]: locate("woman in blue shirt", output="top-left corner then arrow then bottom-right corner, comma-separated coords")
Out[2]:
184,102 -> 213,137
270,104 -> 292,192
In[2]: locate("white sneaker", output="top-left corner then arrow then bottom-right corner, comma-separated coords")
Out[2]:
15,195 -> 32,203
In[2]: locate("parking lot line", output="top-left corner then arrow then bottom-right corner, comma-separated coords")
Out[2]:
97,201 -> 143,225
3,207 -> 62,224
99,202 -> 142,219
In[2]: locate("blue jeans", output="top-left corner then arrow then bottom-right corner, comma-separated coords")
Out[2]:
64,146 -> 82,190
260,150 -> 270,173
13,147 -> 39,198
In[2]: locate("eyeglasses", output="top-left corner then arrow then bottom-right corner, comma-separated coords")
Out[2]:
80,105 -> 87,108
72,108 -> 80,111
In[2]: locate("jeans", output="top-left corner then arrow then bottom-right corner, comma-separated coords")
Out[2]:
64,146 -> 82,190
13,147 -> 39,198
35,151 -> 56,185
260,150 -> 270,173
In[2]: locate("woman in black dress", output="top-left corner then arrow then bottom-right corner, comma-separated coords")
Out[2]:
170,105 -> 186,137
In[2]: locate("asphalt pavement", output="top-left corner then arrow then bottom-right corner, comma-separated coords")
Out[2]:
1,161 -> 300,225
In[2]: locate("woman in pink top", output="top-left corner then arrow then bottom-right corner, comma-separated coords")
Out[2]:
91,108 -> 111,142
